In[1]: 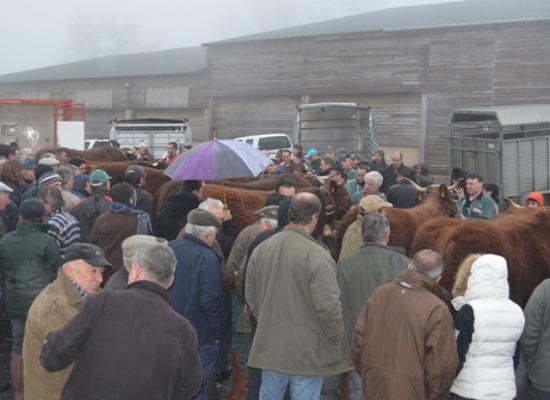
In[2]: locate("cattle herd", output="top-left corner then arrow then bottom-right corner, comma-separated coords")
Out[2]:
47,145 -> 550,307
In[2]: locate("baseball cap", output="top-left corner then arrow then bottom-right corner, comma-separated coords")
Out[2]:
38,172 -> 62,188
359,195 -> 393,215
64,243 -> 113,269
305,149 -> 318,158
122,235 -> 168,260
125,165 -> 147,180
21,158 -> 36,170
0,181 -> 14,193
89,169 -> 112,186
187,208 -> 222,228
254,205 -> 279,219
38,157 -> 61,166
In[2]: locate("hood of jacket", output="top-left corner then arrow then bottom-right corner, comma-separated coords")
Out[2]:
464,254 -> 509,301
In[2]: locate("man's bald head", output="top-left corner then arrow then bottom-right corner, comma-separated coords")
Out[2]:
288,192 -> 321,228
409,249 -> 443,279
391,152 -> 403,170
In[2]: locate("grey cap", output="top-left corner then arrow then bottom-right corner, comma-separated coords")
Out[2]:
254,205 -> 279,219
38,157 -> 60,166
187,209 -> 222,228
122,235 -> 167,259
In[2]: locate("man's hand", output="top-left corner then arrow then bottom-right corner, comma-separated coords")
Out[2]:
223,209 -> 232,221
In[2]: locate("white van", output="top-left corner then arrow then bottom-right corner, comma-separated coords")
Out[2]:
235,133 -> 293,157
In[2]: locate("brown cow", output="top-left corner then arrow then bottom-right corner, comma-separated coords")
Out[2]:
154,180 -> 348,238
410,208 -> 550,307
335,185 -> 458,258
219,173 -> 321,191
36,146 -> 127,162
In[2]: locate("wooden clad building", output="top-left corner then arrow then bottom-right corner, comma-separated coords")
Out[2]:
1,0 -> 550,172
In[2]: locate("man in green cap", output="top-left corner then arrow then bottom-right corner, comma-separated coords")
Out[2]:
70,169 -> 112,242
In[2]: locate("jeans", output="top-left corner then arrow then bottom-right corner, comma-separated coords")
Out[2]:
260,370 -> 324,400
534,389 -> 550,400
349,371 -> 362,400
10,318 -> 26,356
196,341 -> 221,400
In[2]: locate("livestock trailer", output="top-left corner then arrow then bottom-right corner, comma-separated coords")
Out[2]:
449,104 -> 550,201
295,103 -> 382,158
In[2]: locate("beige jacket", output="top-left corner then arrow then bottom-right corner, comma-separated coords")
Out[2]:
23,270 -> 86,400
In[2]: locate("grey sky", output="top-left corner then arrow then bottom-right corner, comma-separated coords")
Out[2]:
1,0 -> 456,75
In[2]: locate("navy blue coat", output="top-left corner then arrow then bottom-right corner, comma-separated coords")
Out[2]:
169,234 -> 225,347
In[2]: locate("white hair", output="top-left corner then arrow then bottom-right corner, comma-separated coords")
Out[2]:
199,198 -> 224,211
260,218 -> 278,229
184,223 -> 217,238
365,171 -> 384,189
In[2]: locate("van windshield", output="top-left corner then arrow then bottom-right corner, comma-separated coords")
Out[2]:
258,136 -> 291,150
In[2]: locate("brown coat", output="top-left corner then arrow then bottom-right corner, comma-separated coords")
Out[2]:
23,270 -> 85,400
352,269 -> 458,400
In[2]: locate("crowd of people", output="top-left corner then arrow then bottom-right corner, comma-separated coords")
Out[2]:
0,140 -> 548,400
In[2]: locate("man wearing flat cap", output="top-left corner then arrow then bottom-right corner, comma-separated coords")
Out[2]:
169,208 -> 224,400
0,199 -> 61,400
23,243 -> 111,400
105,235 -> 167,290
339,195 -> 393,262
40,243 -> 202,400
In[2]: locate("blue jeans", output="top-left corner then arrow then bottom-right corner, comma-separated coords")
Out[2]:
260,370 -> 323,400
10,318 -> 26,355
196,341 -> 221,400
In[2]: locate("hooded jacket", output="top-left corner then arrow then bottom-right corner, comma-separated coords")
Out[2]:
451,255 -> 525,400
70,187 -> 112,242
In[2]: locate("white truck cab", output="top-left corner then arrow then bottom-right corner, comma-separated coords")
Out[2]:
234,133 -> 292,157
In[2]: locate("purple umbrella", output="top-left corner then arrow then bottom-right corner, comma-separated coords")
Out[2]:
164,139 -> 273,181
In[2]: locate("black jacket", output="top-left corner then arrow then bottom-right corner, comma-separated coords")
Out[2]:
156,191 -> 200,241
381,165 -> 413,193
40,280 -> 202,400
134,186 -> 154,221
70,187 -> 112,242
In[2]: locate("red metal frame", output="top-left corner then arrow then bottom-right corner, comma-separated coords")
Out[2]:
0,99 -> 86,147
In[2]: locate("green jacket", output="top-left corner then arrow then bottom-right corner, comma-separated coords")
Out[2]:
246,226 -> 352,376
457,194 -> 498,220
337,243 -> 409,345
0,220 -> 61,318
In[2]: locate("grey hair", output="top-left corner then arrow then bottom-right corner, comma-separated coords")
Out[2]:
37,185 -> 65,209
184,222 -> 217,238
133,243 -> 177,287
199,198 -> 224,211
410,249 -> 443,279
361,213 -> 390,243
57,166 -> 74,185
260,218 -> 278,229
365,171 -> 383,189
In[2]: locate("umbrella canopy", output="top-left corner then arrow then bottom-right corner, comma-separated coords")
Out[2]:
164,139 -> 273,181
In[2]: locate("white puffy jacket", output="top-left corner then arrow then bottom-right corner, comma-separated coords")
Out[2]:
451,254 -> 525,400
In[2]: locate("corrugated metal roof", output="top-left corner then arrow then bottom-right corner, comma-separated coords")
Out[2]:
211,0 -> 550,45
451,104 -> 550,127
0,46 -> 207,83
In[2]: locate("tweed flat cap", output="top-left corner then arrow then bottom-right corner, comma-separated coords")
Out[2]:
359,195 -> 393,215
38,157 -> 60,166
254,205 -> 279,219
187,208 -> 222,228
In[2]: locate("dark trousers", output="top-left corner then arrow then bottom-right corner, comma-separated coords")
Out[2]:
197,342 -> 221,400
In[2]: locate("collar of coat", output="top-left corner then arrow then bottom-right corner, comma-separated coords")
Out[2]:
360,242 -> 406,256
16,220 -> 47,234
56,270 -> 88,306
127,280 -> 170,303
395,269 -> 440,293
184,233 -> 220,258
282,225 -> 321,246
